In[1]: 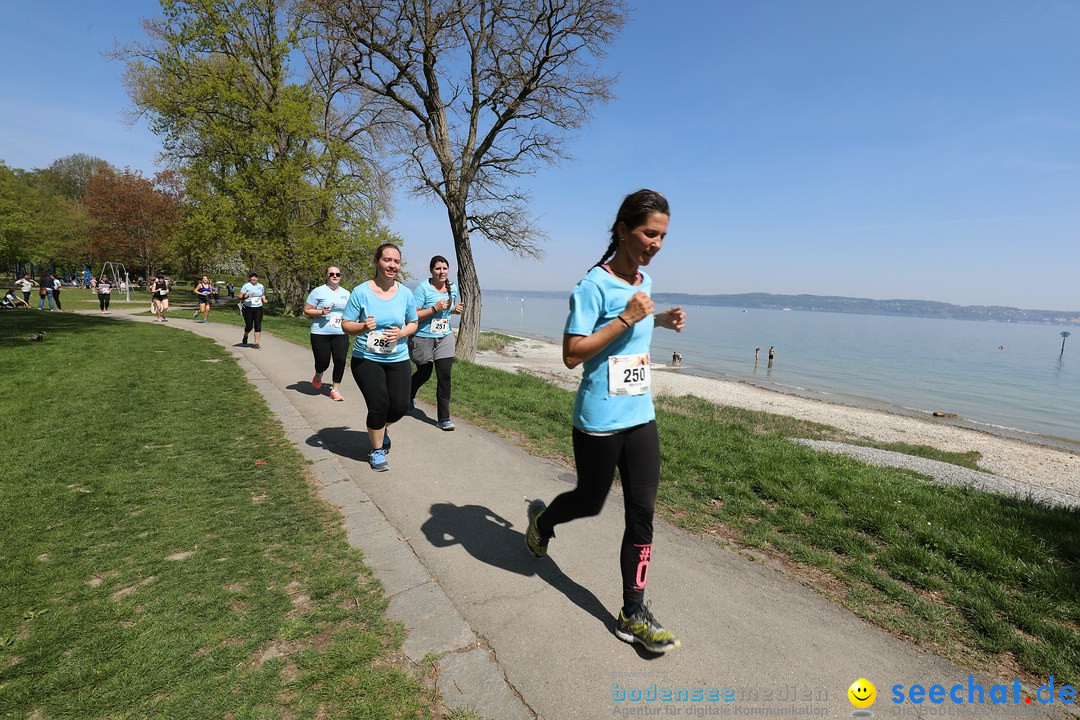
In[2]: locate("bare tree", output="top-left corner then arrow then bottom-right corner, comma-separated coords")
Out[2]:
304,0 -> 626,359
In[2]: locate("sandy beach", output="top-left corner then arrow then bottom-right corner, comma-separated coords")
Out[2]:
475,335 -> 1080,501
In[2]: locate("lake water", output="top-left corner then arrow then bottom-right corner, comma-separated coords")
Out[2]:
478,293 -> 1080,451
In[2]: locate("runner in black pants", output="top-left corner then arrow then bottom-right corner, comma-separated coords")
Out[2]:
409,255 -> 464,429
304,265 -> 351,401
239,271 -> 268,348
525,189 -> 687,654
342,244 -> 419,472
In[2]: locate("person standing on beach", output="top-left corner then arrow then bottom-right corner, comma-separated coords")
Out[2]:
410,255 -> 463,430
342,244 -> 418,472
304,265 -> 351,401
525,189 -> 686,654
239,272 -> 268,348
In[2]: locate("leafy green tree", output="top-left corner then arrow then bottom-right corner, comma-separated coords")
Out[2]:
305,0 -> 626,358
1,161 -> 94,275
119,0 -> 395,312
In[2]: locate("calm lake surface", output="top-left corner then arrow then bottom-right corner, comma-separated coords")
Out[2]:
478,293 -> 1080,451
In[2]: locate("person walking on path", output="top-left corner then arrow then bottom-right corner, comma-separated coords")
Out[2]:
342,244 -> 418,472
304,265 -> 351,402
37,272 -> 54,311
194,276 -> 214,323
52,276 -> 63,311
151,273 -> 171,322
239,272 -> 268,348
97,276 -> 112,313
410,255 -> 464,430
15,274 -> 36,304
525,189 -> 686,654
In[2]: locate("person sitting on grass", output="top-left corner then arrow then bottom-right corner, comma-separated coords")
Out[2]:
5,289 -> 30,308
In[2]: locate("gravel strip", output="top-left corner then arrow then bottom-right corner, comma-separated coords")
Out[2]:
792,439 -> 1080,509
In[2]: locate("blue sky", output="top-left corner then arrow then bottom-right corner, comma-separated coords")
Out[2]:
2,1 -> 1079,311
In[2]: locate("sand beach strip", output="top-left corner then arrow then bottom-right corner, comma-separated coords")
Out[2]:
475,334 -> 1080,505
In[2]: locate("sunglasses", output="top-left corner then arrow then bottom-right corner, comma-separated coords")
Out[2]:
328,272 -> 342,277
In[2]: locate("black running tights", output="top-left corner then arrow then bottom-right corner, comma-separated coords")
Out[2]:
410,357 -> 453,421
539,420 -> 660,613
310,333 -> 349,383
350,357 -> 411,429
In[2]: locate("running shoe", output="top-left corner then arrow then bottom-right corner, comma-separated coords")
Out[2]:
615,603 -> 680,654
369,449 -> 389,472
252,343 -> 261,349
329,389 -> 344,402
526,499 -> 552,558
192,310 -> 199,319
311,374 -> 323,389
381,428 -> 390,454
438,419 -> 455,431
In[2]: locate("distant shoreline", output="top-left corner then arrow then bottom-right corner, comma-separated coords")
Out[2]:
475,330 -> 1080,500
483,289 -> 1080,326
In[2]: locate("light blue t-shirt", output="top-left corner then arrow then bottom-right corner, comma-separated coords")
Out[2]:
241,282 -> 267,308
413,280 -> 460,338
565,266 -> 655,433
342,281 -> 418,362
306,284 -> 352,335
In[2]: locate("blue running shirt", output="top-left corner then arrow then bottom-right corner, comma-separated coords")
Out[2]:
306,284 -> 352,335
343,281 -> 418,362
413,280 -> 459,338
565,266 -> 655,433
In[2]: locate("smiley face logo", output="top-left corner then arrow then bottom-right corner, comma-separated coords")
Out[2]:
848,678 -> 876,709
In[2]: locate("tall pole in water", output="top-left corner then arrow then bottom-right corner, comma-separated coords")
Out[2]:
1062,331 -> 1071,357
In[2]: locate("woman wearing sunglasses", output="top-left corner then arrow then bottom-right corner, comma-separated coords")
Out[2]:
304,266 -> 352,401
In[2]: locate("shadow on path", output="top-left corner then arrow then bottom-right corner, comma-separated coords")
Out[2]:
309,426 -> 373,460
420,502 -> 615,635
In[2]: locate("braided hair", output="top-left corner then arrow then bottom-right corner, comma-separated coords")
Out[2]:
593,189 -> 670,269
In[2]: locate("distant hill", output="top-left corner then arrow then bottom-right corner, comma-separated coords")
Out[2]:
486,290 -> 1080,325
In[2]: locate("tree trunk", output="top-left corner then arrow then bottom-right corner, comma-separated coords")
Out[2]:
447,200 -> 480,361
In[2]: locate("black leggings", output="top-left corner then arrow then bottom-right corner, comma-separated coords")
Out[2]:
310,334 -> 349,383
351,358 -> 411,429
98,294 -> 111,311
539,421 -> 660,613
53,289 -> 61,310
242,305 -> 264,333
411,357 -> 454,421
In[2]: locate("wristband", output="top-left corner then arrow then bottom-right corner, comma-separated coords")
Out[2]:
617,315 -> 631,328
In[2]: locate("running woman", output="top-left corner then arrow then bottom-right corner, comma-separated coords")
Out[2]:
341,244 -> 418,472
194,276 -> 214,322
151,273 -> 170,321
525,189 -> 686,654
410,255 -> 464,430
305,265 -> 351,401
239,272 -> 268,348
97,276 -> 112,313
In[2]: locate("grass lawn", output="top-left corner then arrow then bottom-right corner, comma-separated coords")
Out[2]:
0,312 -> 463,719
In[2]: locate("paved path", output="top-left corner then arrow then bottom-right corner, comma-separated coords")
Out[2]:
99,308 -> 1068,719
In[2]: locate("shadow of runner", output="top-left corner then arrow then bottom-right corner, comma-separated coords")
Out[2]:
420,502 -> 615,634
309,426 -> 373,460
